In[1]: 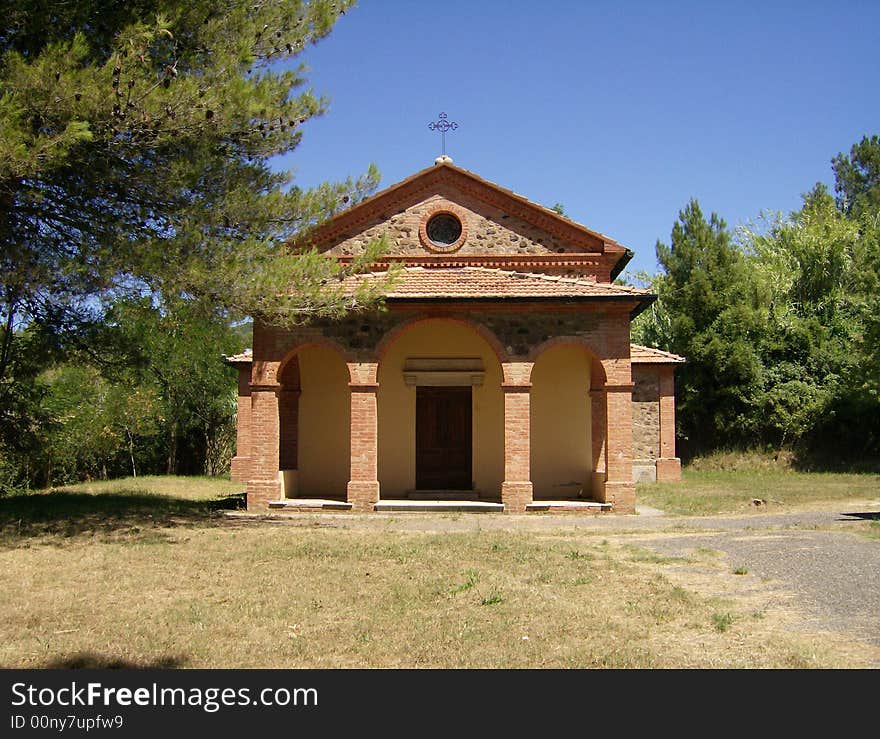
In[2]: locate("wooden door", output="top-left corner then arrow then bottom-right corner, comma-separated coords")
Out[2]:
415,387 -> 472,490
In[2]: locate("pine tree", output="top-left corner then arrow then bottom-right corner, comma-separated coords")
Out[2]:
0,1 -> 388,397
651,199 -> 765,452
832,134 -> 880,218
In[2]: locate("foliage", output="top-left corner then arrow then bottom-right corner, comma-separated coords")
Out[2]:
832,134 -> 880,217
635,137 -> 880,462
102,299 -> 243,476
0,2 -> 393,488
2,301 -> 245,491
635,199 -> 767,451
0,1 -> 387,347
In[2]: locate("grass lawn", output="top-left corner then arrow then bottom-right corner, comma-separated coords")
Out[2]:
638,469 -> 880,516
2,473 -> 878,668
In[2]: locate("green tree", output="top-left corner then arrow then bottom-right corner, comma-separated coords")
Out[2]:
14,300 -> 245,489
39,364 -> 155,483
1,2 -> 394,486
103,299 -> 242,476
832,134 -> 880,218
635,137 -> 880,463
1,0 -> 389,390
641,199 -> 766,452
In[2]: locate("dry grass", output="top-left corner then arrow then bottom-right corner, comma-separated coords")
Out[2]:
854,520 -> 880,541
0,522 -> 869,669
1,474 -> 876,669
46,475 -> 245,500
637,469 -> 880,516
0,476 -> 244,542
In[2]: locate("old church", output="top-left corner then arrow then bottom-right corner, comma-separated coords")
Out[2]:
226,158 -> 683,514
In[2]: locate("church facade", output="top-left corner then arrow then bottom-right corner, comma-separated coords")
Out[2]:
226,160 -> 683,514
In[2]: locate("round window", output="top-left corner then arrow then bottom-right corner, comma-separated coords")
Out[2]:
425,212 -> 462,246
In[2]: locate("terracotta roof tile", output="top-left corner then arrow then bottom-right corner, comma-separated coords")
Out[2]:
630,343 -> 686,364
223,351 -> 254,365
344,266 -> 652,301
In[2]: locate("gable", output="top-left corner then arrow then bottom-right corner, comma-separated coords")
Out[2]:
325,187 -> 585,258
303,163 -> 630,281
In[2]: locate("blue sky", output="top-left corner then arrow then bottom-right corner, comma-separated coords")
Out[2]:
274,0 -> 880,278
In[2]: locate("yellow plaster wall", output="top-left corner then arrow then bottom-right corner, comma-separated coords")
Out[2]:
530,345 -> 592,499
297,345 -> 350,497
377,320 -> 503,497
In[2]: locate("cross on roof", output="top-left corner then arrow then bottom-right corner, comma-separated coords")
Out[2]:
428,112 -> 458,157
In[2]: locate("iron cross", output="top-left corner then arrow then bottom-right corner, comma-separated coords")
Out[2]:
428,112 -> 458,156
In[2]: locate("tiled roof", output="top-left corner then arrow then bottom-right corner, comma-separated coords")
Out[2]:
225,342 -> 683,366
630,343 -> 686,364
344,266 -> 652,301
223,351 -> 254,365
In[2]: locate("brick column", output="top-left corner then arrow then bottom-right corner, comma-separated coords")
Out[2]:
230,366 -> 252,483
501,362 -> 533,513
589,388 -> 607,500
246,385 -> 281,510
656,366 -> 682,481
603,383 -> 636,513
347,362 -> 380,512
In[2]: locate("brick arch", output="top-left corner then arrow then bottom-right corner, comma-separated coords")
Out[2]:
375,314 -> 509,366
527,336 -> 607,387
278,338 -> 356,384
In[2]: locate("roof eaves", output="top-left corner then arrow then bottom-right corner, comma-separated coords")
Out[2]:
610,247 -> 634,281
385,294 -> 653,304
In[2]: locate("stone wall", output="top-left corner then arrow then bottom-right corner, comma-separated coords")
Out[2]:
324,191 -> 610,279
251,303 -> 635,371
632,365 -> 660,482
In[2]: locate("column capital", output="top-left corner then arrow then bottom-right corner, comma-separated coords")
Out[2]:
347,361 -> 379,386
501,361 -> 534,386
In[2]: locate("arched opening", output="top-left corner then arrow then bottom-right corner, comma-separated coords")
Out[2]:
530,343 -> 593,500
377,318 -> 504,499
277,357 -> 300,497
278,344 -> 350,499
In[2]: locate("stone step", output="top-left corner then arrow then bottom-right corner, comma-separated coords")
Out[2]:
268,499 -> 352,511
526,500 -> 612,512
406,490 -> 482,500
375,500 -> 504,513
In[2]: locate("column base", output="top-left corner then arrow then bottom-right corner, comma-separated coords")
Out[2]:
247,479 -> 281,511
501,481 -> 533,513
655,457 -> 682,482
603,481 -> 636,514
347,481 -> 380,512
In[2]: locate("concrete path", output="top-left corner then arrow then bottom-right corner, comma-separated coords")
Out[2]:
626,519 -> 880,650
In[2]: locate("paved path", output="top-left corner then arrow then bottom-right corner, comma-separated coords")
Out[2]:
627,521 -> 880,650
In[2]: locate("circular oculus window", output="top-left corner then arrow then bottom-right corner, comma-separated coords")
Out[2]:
426,212 -> 462,246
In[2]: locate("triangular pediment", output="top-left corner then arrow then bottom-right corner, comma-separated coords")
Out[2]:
302,163 -> 631,280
